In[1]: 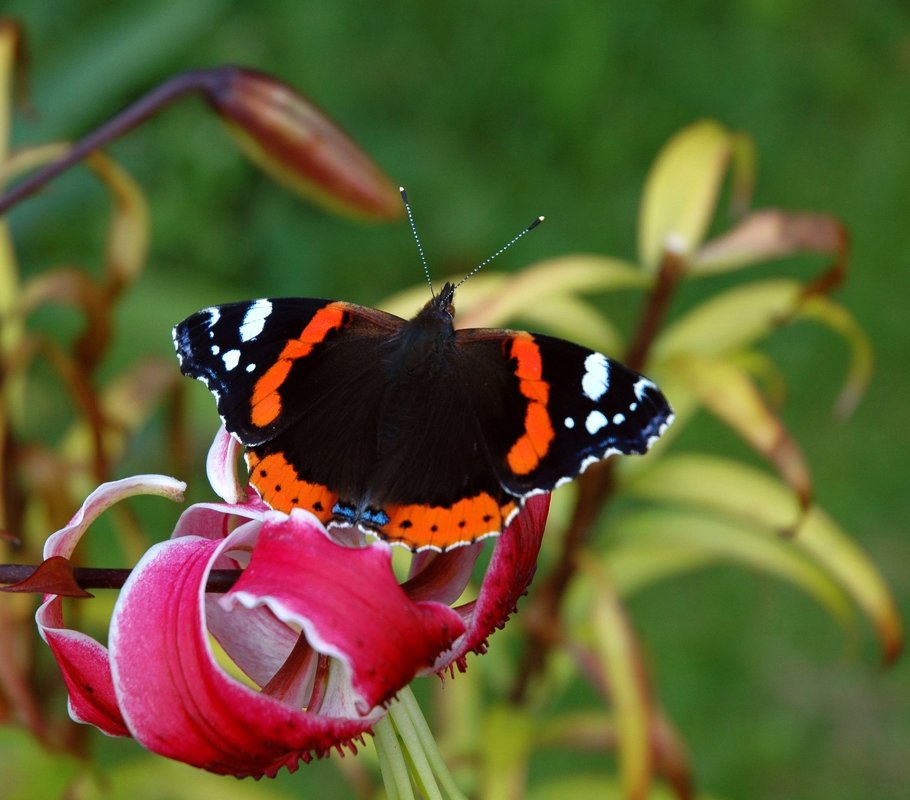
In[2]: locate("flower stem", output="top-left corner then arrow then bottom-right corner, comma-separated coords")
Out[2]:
0,563 -> 240,592
0,70 -> 224,215
373,712 -> 413,800
373,687 -> 468,800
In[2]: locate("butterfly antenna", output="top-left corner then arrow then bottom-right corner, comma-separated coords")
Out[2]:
455,215 -> 545,290
400,187 -> 435,297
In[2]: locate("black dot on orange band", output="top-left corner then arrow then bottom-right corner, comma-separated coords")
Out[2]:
399,520 -> 413,529
291,498 -> 298,504
313,501 -> 323,512
483,514 -> 493,522
430,525 -> 438,532
260,470 -> 268,478
458,520 -> 466,528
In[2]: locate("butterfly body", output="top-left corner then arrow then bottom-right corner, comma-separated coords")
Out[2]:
174,282 -> 673,551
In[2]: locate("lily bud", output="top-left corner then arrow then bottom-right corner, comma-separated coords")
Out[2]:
202,66 -> 402,221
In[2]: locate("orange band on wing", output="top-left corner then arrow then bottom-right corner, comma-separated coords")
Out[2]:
250,303 -> 347,428
246,451 -> 337,523
378,493 -> 516,551
506,334 -> 554,475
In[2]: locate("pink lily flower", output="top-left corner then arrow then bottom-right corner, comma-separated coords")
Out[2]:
35,428 -> 550,778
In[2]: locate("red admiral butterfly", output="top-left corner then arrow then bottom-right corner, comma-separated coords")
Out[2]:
173,200 -> 673,552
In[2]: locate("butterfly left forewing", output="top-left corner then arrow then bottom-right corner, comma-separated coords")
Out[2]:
455,329 -> 673,497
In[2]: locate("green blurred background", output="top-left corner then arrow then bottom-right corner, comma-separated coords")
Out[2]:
3,1 -> 909,798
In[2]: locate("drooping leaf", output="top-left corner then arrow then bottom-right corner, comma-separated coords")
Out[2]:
480,704 -> 534,800
638,120 -> 754,270
603,507 -> 855,634
652,279 -> 803,361
622,455 -> 903,663
0,555 -> 91,597
582,558 -> 653,800
380,255 -> 647,329
517,294 -> 625,354
663,353 -> 813,507
795,294 -> 872,419
692,209 -> 848,280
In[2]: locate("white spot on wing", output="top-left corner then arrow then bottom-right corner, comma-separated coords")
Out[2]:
222,349 -> 241,371
582,353 -> 610,401
633,377 -> 655,401
245,363 -> 256,373
585,410 -> 608,434
240,299 -> 272,342
564,417 -> 575,429
613,413 -> 625,425
207,308 -> 221,328
210,345 -> 220,356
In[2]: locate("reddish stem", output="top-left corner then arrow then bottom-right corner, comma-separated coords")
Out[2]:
0,563 -> 240,593
0,69 -> 225,215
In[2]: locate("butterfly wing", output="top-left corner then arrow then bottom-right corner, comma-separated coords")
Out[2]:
174,298 -> 408,512
454,329 -> 674,496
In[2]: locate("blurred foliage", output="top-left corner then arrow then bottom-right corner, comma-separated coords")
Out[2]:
1,3 -> 909,800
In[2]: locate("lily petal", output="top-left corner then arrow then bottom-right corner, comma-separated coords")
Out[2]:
224,511 -> 467,714
434,494 -> 551,672
36,596 -> 129,736
43,475 -> 185,559
109,530 -> 370,777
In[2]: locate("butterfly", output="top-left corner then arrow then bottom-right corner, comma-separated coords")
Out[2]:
173,197 -> 673,552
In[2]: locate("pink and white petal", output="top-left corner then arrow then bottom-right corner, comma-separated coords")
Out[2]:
206,424 -> 246,504
205,593 -> 299,686
223,510 -> 466,714
109,532 -> 372,778
432,493 -> 551,673
403,542 -> 484,605
170,499 -> 265,544
36,596 -> 129,736
43,475 -> 185,559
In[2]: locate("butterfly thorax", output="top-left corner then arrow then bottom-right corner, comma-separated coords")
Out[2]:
375,286 -> 457,457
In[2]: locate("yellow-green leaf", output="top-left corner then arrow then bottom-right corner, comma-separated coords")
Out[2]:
623,454 -> 903,663
380,255 -> 647,328
638,120 -> 754,270
518,294 -> 625,354
603,508 -> 854,631
664,353 -> 813,506
582,559 -> 653,800
796,294 -> 872,419
480,705 -> 534,800
652,278 -> 803,361
457,255 -> 648,329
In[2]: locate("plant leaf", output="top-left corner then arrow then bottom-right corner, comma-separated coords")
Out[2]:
795,294 -> 872,419
603,508 -> 855,633
663,353 -> 813,507
652,278 -> 803,361
380,255 -> 647,328
457,255 -> 647,329
480,705 -> 534,800
582,558 -> 653,800
638,120 -> 754,270
518,294 -> 625,354
692,209 -> 848,279
621,454 -> 903,663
